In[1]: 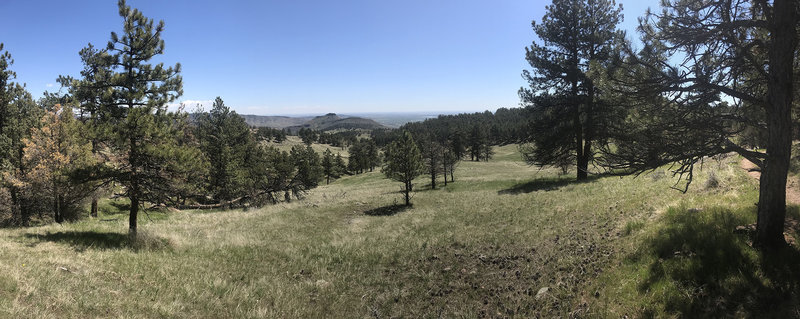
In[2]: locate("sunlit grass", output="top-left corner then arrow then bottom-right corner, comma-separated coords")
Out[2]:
0,145 -> 793,317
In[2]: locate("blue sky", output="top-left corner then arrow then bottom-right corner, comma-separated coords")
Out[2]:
0,0 -> 659,115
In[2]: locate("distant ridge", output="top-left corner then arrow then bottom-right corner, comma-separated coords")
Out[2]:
238,114 -> 312,129
238,113 -> 387,131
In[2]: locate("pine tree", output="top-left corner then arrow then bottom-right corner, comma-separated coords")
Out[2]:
0,43 -> 43,225
421,139 -> 443,189
291,145 -> 323,192
195,97 -> 254,203
59,43 -> 114,218
604,0 -> 799,249
519,0 -> 623,180
382,131 -> 424,206
77,0 -> 194,234
334,153 -> 347,177
442,142 -> 460,184
322,148 -> 335,184
468,125 -> 487,161
11,104 -> 95,223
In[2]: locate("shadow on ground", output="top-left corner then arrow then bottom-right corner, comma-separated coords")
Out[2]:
498,174 -> 602,194
364,204 -> 410,216
631,206 -> 800,317
25,231 -> 129,250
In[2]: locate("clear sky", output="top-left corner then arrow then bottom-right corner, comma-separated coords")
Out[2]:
0,0 -> 659,115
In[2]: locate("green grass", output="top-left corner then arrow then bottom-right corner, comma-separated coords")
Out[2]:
264,136 -> 350,158
0,145 -> 796,317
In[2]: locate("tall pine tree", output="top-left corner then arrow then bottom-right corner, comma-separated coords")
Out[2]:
195,97 -> 254,203
519,0 -> 623,180
382,131 -> 424,206
73,0 -> 197,234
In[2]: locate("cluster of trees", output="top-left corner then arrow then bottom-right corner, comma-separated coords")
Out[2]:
347,138 -> 380,174
0,1 -> 331,233
321,149 -> 347,184
0,1 -> 197,231
398,108 -> 526,148
363,110 -> 529,197
296,127 -> 361,149
297,128 -> 318,145
194,97 -> 326,207
522,0 -> 799,250
318,131 -> 357,148
254,126 -> 287,143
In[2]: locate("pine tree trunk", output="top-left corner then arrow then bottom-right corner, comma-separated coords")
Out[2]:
54,189 -> 63,224
579,82 -> 595,181
129,191 -> 139,234
129,136 -> 139,235
53,180 -> 61,223
570,52 -> 587,181
91,197 -> 98,218
430,169 -> 436,190
755,0 -> 796,250
404,181 -> 411,206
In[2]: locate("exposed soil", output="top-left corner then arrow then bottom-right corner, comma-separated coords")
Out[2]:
738,158 -> 800,246
739,158 -> 800,205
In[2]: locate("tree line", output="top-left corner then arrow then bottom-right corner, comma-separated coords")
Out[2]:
0,1 -> 336,233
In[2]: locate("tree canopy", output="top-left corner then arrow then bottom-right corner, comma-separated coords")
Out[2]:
604,0 -> 798,249
519,0 -> 623,180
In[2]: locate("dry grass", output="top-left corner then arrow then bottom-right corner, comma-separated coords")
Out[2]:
0,145 -> 792,317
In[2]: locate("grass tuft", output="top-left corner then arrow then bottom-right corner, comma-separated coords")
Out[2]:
622,220 -> 645,236
128,230 -> 175,252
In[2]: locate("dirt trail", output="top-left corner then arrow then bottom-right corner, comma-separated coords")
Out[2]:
739,158 -> 800,205
738,158 -> 800,245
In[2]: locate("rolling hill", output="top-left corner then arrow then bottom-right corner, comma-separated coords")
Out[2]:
238,113 -> 387,131
238,114 -> 313,128
293,113 -> 387,131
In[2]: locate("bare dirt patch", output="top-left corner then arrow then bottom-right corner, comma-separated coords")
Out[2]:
737,158 -> 800,246
740,158 -> 800,205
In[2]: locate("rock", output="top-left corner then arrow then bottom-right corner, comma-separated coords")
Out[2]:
535,287 -> 549,300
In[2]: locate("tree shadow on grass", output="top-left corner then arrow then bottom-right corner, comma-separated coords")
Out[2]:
364,204 -> 410,216
24,231 -> 129,251
498,174 -> 602,195
632,206 -> 800,317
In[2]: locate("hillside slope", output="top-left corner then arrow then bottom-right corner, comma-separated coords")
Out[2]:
0,146 -> 796,317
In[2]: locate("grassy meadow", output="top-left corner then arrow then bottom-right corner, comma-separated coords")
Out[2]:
0,144 -> 798,317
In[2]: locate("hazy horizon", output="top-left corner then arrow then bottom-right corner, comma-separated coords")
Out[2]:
2,0 -> 658,115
